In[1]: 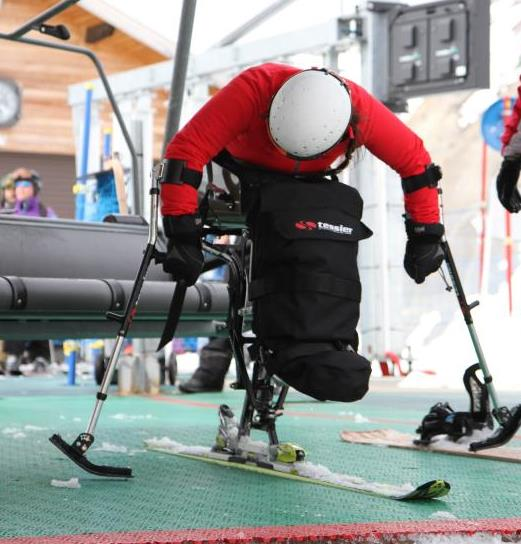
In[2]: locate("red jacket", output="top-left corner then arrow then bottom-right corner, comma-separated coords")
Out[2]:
162,62 -> 439,223
501,74 -> 521,153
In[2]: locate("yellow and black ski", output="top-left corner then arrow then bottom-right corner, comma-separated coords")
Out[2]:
146,443 -> 450,501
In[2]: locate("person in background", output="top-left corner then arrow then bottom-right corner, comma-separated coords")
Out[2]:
496,76 -> 521,213
179,337 -> 233,393
2,167 -> 56,373
0,173 -> 16,210
11,168 -> 57,218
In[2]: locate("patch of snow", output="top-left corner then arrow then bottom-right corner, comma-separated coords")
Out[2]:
429,511 -> 459,520
92,442 -> 128,453
23,425 -> 48,431
336,411 -> 370,422
294,461 -> 414,497
51,478 -> 81,489
430,428 -> 494,450
145,437 -> 415,498
238,435 -> 267,453
352,413 -> 370,423
128,448 -> 147,456
2,427 -> 27,439
413,535 -> 504,544
110,413 -> 153,421
144,436 -> 209,456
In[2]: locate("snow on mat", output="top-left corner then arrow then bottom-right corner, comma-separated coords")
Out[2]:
144,436 -> 418,498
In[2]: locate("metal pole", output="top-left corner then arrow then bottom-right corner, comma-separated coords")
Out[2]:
162,0 -> 197,154
131,120 -> 145,218
212,0 -> 296,48
355,2 -> 398,359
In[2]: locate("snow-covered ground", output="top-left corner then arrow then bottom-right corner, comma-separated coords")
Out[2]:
410,536 -> 512,544
400,264 -> 521,391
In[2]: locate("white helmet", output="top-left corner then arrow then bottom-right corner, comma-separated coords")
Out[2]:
268,68 -> 352,160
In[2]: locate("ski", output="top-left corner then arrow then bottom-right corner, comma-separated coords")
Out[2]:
340,429 -> 521,464
145,439 -> 450,501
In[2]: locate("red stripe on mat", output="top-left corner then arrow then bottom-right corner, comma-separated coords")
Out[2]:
151,395 -> 220,409
148,395 -> 417,425
3,518 -> 521,544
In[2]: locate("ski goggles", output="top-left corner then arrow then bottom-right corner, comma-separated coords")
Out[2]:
15,180 -> 33,188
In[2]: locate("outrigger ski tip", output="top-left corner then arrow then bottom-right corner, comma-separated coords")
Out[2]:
49,433 -> 132,478
470,404 -> 521,452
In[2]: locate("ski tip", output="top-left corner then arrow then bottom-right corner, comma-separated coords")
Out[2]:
398,479 -> 451,500
49,434 -> 133,479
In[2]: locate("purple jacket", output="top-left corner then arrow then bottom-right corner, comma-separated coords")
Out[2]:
14,196 -> 57,218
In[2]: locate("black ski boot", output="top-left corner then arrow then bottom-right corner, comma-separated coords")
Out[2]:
415,364 -> 493,445
178,337 -> 233,393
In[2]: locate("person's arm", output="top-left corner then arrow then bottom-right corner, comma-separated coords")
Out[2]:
349,81 -> 444,283
161,67 -> 263,216
160,68 -> 263,284
502,77 -> 521,154
497,76 -> 521,213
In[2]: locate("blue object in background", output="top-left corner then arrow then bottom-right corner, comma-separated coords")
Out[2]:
75,84 -> 93,220
183,337 -> 199,352
83,170 -> 119,222
103,129 -> 112,160
481,97 -> 516,151
63,341 -> 79,386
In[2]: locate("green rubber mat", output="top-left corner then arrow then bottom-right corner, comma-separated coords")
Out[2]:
1,378 -> 521,539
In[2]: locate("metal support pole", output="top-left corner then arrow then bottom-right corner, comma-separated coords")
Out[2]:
131,120 -> 145,219
354,2 -> 401,359
212,0 -> 297,48
162,0 -> 197,154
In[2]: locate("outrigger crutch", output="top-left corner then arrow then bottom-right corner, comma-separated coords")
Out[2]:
437,239 -> 521,451
416,177 -> 521,451
49,165 -> 169,477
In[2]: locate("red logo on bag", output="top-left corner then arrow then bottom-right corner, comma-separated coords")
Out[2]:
295,220 -> 317,231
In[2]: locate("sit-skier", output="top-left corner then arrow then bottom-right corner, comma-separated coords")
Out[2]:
160,62 -> 444,404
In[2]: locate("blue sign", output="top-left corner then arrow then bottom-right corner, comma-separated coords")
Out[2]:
481,97 -> 516,152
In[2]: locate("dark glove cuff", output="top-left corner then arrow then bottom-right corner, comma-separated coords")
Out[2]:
405,220 -> 444,241
500,155 -> 521,174
503,154 -> 521,164
163,214 -> 202,244
401,164 -> 442,194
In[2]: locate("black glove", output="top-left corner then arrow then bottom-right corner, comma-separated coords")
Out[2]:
404,220 -> 445,284
163,214 -> 204,286
496,155 -> 521,213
